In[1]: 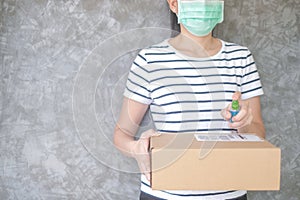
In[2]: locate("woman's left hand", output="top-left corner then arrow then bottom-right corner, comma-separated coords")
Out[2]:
221,92 -> 253,130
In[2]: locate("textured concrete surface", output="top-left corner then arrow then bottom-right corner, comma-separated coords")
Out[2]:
0,0 -> 299,200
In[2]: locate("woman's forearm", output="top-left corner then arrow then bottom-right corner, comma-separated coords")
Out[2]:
113,98 -> 149,157
113,125 -> 136,157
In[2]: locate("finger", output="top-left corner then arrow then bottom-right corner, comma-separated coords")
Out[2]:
229,113 -> 253,129
145,172 -> 151,181
232,106 -> 247,122
142,160 -> 151,181
221,103 -> 232,120
140,158 -> 150,173
232,91 -> 242,101
136,154 -> 151,180
140,129 -> 161,140
230,107 -> 253,128
221,108 -> 232,121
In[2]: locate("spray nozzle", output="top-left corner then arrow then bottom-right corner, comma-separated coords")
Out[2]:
231,100 -> 240,111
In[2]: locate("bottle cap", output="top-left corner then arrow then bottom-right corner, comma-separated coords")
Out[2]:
232,100 -> 239,110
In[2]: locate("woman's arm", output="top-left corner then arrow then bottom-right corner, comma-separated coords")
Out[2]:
114,97 -> 149,155
114,97 -> 148,156
113,97 -> 159,180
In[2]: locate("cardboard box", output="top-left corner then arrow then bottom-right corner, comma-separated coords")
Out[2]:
150,133 -> 281,191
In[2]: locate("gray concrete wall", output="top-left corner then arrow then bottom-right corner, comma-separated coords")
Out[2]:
215,1 -> 299,199
0,0 -> 299,200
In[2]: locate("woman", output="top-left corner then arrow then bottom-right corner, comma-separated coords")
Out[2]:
114,0 -> 265,199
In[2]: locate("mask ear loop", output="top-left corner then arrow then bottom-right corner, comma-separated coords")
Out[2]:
177,0 -> 181,24
212,27 -> 216,37
212,0 -> 224,37
170,9 -> 180,36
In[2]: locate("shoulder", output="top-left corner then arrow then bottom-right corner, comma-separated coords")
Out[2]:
137,39 -> 176,64
147,39 -> 171,50
138,39 -> 174,57
221,40 -> 252,57
222,40 -> 249,50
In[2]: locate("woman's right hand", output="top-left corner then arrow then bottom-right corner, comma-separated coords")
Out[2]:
130,129 -> 161,181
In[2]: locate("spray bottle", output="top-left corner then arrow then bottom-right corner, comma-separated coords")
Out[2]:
230,100 -> 240,123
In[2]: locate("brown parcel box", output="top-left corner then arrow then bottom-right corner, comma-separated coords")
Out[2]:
150,133 -> 281,191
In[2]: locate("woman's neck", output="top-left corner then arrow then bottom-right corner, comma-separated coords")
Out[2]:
168,24 -> 222,58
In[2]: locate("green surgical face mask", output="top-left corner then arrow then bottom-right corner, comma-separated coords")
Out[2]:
178,0 -> 224,37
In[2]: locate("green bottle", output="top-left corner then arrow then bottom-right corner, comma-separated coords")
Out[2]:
230,100 -> 240,123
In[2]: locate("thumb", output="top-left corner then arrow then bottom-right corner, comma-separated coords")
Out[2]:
140,129 -> 161,140
221,104 -> 232,120
232,91 -> 242,101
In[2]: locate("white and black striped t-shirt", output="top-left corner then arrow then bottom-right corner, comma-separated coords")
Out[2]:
124,39 -> 263,199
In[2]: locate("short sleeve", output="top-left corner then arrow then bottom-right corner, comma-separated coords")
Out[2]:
241,50 -> 264,100
123,50 -> 152,105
